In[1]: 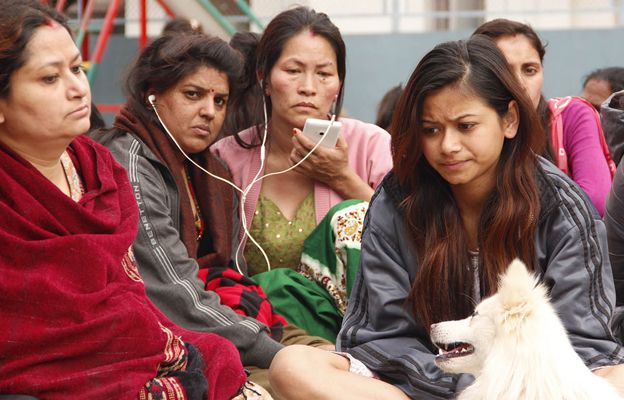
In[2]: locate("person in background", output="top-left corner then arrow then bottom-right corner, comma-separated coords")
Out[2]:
89,101 -> 106,131
374,83 -> 403,133
582,66 -> 624,110
212,7 -> 393,342
602,89 -> 624,166
604,90 -> 624,318
0,1 -> 247,398
268,35 -> 624,400
91,31 -> 331,398
221,31 -> 264,136
473,19 -> 615,216
162,17 -> 204,35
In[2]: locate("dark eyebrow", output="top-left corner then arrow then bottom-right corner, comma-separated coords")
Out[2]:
182,84 -> 229,97
283,58 -> 335,69
282,58 -> 304,66
422,114 -> 478,123
454,113 -> 478,119
37,52 -> 82,71
316,62 -> 334,68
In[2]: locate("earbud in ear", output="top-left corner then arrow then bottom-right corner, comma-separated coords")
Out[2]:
147,94 -> 157,111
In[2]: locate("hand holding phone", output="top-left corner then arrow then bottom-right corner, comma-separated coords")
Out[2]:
301,118 -> 342,148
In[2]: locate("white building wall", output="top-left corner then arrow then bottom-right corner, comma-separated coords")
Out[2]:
122,0 -> 622,36
250,0 -> 621,34
485,0 -> 617,30
124,0 -> 167,37
570,0 -> 616,28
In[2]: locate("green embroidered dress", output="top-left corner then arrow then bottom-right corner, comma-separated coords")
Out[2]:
244,193 -> 316,274
250,198 -> 368,341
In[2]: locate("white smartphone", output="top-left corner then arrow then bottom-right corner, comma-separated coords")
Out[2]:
301,118 -> 342,148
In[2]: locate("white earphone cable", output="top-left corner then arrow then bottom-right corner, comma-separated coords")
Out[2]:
148,95 -> 243,195
148,92 -> 336,274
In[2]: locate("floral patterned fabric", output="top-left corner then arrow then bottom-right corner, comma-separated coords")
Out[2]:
298,200 -> 368,314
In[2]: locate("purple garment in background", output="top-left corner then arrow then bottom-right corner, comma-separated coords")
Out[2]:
560,100 -> 612,215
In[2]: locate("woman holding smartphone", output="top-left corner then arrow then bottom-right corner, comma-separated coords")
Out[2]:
211,6 -> 392,342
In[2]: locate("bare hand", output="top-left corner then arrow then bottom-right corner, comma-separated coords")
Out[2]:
593,364 -> 624,396
289,128 -> 350,186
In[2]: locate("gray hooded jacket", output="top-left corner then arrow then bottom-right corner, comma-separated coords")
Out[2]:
338,158 -> 623,399
94,129 -> 283,369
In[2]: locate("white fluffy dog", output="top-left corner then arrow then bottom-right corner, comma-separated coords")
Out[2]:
430,259 -> 621,400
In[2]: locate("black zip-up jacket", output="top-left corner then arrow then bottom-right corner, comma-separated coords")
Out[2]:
604,90 -> 624,338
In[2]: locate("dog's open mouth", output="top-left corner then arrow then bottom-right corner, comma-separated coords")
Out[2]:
434,341 -> 475,359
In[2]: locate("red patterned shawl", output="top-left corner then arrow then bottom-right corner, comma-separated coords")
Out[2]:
0,136 -> 245,399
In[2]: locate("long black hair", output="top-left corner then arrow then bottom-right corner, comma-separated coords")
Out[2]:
233,6 -> 346,148
392,36 -> 543,328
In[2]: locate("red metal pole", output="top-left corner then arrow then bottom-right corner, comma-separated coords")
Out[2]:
82,36 -> 89,61
91,0 -> 120,64
79,0 -> 97,34
154,0 -> 176,18
76,0 -> 95,52
87,0 -> 120,82
55,0 -> 67,12
96,104 -> 122,114
139,0 -> 148,50
80,0 -> 90,61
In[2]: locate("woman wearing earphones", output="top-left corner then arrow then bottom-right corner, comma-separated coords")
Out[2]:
211,7 -> 392,341
92,32 -> 325,398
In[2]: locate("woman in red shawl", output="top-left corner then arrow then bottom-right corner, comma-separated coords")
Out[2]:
0,1 -> 247,398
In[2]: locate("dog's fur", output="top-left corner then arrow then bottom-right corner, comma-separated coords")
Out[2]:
430,259 -> 621,400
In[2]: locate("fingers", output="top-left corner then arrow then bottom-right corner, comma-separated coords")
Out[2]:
335,134 -> 347,148
292,129 -> 316,151
291,132 -> 319,164
289,145 -> 309,166
291,134 -> 307,155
